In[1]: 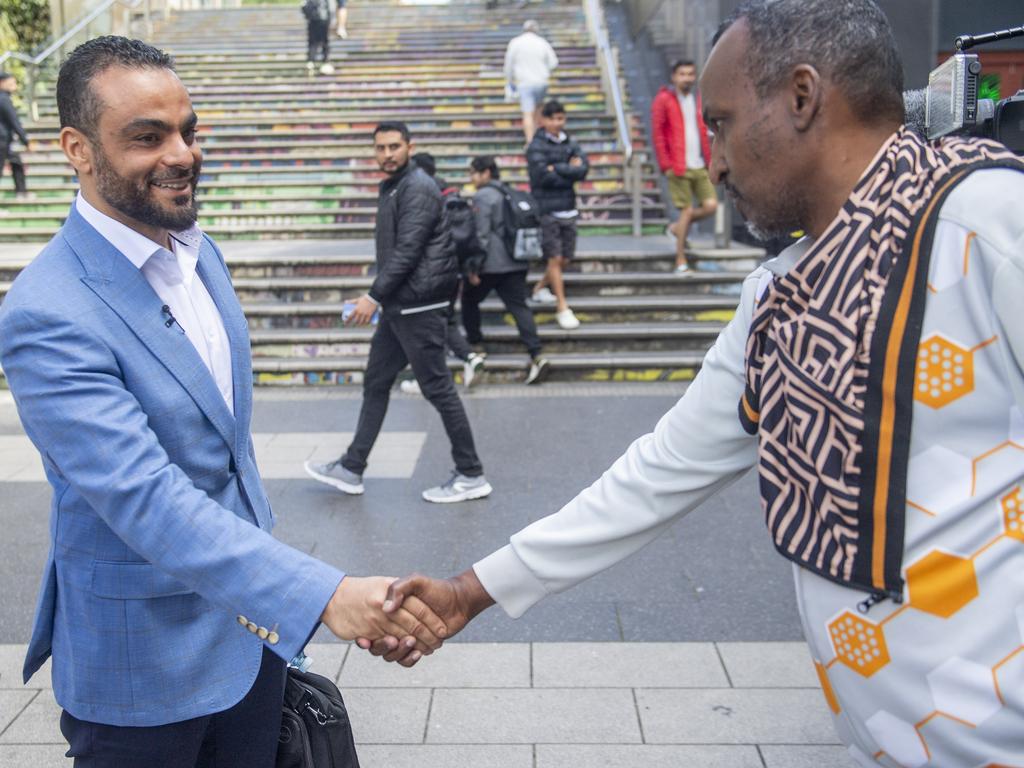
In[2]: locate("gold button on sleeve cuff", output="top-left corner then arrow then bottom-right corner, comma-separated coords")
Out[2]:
267,631 -> 280,645
257,627 -> 269,640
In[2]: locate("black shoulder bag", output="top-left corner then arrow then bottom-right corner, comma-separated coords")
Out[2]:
277,666 -> 360,768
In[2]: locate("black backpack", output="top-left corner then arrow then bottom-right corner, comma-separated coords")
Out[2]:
495,183 -> 543,261
277,667 -> 360,768
442,188 -> 486,276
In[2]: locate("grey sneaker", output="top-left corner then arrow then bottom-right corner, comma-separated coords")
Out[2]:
304,459 -> 364,495
463,353 -> 485,389
525,356 -> 550,385
422,472 -> 493,503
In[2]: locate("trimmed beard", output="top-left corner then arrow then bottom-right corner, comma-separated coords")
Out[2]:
92,144 -> 201,233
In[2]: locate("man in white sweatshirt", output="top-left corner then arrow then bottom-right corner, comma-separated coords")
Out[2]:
503,20 -> 558,143
363,1 -> 1024,764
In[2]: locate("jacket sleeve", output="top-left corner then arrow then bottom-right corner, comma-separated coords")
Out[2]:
473,191 -> 494,253
651,93 -> 671,172
1,97 -> 27,144
553,140 -> 589,181
0,303 -> 344,663
527,142 -> 567,190
545,41 -> 559,73
473,268 -> 764,618
370,178 -> 442,301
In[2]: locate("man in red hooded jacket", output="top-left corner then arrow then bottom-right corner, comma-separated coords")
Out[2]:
651,60 -> 717,272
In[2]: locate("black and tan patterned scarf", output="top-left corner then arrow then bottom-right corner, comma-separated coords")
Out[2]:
738,128 -> 1022,598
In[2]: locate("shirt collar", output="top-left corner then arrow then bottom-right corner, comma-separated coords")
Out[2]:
544,130 -> 567,143
75,192 -> 203,281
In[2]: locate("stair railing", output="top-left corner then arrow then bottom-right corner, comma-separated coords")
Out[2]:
583,0 -> 642,237
0,0 -> 167,122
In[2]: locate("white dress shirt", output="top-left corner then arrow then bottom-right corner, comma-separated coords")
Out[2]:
75,193 -> 235,414
677,91 -> 705,170
503,32 -> 559,87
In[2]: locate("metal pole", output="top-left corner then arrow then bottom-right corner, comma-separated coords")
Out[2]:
631,155 -> 642,237
26,65 -> 38,123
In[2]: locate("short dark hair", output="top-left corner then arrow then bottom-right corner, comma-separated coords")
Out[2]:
470,155 -> 500,180
412,152 -> 436,176
57,36 -> 175,139
540,99 -> 566,118
671,59 -> 696,73
373,121 -> 411,142
714,0 -> 904,124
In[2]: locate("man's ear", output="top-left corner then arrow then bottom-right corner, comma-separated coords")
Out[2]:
790,64 -> 822,132
60,127 -> 94,177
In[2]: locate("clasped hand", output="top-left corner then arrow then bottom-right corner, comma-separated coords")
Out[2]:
319,576 -> 449,666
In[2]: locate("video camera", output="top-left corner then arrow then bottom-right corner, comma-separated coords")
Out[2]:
925,25 -> 1024,152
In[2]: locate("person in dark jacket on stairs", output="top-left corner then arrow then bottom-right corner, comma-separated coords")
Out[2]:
526,99 -> 589,330
464,155 -> 550,385
306,122 -> 491,504
302,0 -> 335,75
0,72 -> 31,199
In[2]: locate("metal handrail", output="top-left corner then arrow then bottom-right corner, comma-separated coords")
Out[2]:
582,0 -> 642,236
0,0 -> 159,120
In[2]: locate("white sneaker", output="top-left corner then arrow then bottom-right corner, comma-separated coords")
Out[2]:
337,26 -> 347,38
531,287 -> 557,305
422,472 -> 493,503
674,263 -> 690,274
304,459 -> 364,495
463,353 -> 485,388
319,63 -> 336,75
399,379 -> 421,395
556,308 -> 580,330
525,356 -> 550,385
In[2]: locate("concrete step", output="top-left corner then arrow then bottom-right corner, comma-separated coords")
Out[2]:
242,294 -> 739,329
249,320 -> 723,357
250,349 -> 708,386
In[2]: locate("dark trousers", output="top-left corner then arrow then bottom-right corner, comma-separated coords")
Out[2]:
461,271 -> 542,359
445,304 -> 473,361
60,647 -> 286,768
0,144 -> 26,193
307,19 -> 329,62
342,308 -> 483,477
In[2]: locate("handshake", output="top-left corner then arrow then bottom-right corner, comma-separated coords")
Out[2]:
319,569 -> 494,666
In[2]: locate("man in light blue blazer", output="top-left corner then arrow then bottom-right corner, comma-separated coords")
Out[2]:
0,37 -> 445,766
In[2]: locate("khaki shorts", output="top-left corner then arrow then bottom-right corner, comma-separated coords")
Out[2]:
666,168 -> 716,210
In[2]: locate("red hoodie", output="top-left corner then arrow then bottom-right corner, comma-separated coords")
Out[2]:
650,86 -> 712,176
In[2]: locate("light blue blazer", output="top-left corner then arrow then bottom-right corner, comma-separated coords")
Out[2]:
0,206 -> 344,727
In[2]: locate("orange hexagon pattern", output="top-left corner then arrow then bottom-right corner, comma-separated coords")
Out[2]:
1003,486 -> 1024,542
906,550 -> 979,618
915,335 -> 973,409
828,612 -> 890,677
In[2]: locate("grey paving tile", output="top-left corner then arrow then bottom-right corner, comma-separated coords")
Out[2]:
302,643 -> 351,682
537,744 -> 764,767
355,745 -> 532,767
0,690 -> 37,734
0,646 -> 49,690
760,745 -> 857,767
0,689 -> 61,744
637,688 -> 840,745
428,689 -> 640,744
341,643 -> 529,688
343,688 -> 432,744
532,642 -> 728,688
716,642 -> 819,688
0,745 -> 68,768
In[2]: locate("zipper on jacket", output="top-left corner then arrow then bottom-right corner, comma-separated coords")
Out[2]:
856,588 -> 904,615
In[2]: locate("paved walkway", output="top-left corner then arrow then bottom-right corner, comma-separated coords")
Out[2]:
0,642 -> 849,767
0,386 -> 856,766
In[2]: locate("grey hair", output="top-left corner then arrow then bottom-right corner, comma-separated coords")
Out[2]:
714,0 -> 904,125
523,19 -> 540,33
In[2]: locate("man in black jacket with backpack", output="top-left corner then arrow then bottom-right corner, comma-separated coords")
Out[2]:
306,122 -> 491,504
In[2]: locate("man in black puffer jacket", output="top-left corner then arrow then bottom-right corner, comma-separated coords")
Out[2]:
527,99 -> 589,331
306,122 -> 492,504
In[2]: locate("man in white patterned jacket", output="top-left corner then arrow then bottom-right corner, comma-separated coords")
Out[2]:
369,1 -> 1024,763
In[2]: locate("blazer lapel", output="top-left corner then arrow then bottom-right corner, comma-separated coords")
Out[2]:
195,238 -> 253,460
66,207 -> 239,455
